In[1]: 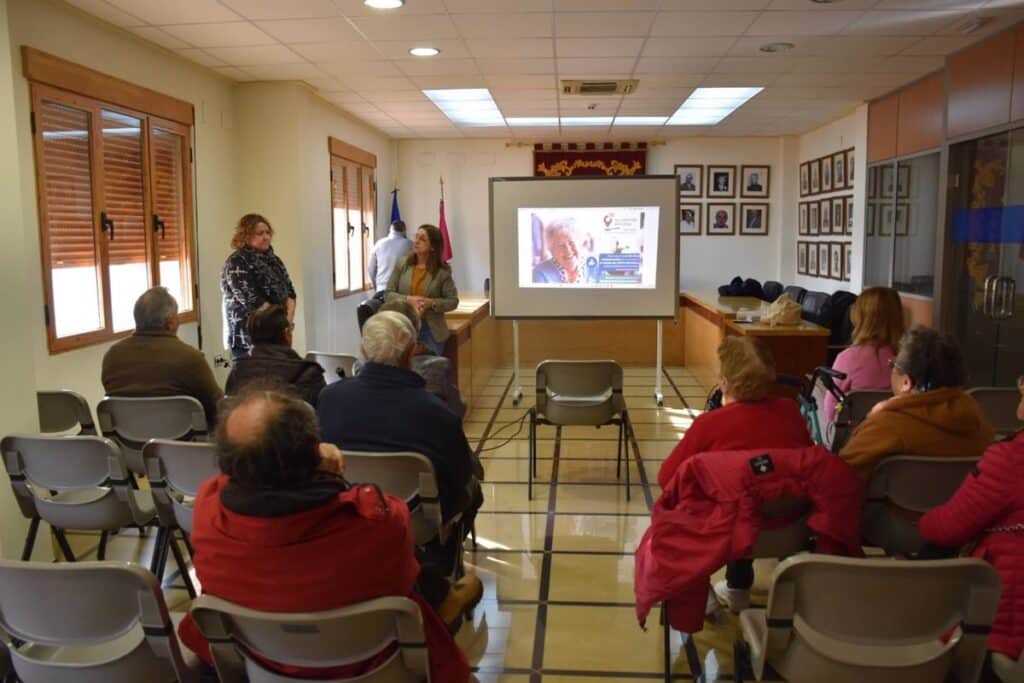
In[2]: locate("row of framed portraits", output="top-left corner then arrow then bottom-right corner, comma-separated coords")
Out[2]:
680,202 -> 770,236
865,201 -> 911,237
675,164 -> 770,199
800,148 -> 854,197
866,165 -> 911,199
797,240 -> 852,282
798,195 -> 854,236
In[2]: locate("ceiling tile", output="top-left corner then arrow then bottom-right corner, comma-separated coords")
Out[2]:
174,47 -> 227,67
318,61 -> 404,78
901,35 -> 980,55
219,0 -> 340,20
64,0 -> 146,26
104,0 -> 241,24
211,65 -> 254,80
554,12 -> 656,37
557,58 -> 637,74
650,11 -> 759,36
699,73 -> 779,87
635,57 -> 720,73
451,13 -> 553,37
766,0 -> 878,9
323,92 -> 372,105
303,76 -> 347,91
615,99 -> 680,114
630,74 -> 705,89
240,62 -> 328,80
556,37 -> 645,57
660,0 -> 771,9
372,40 -> 472,60
477,58 -> 556,74
842,10 -> 964,35
492,88 -> 558,102
727,35 -> 919,57
348,13 -> 459,40
881,55 -> 947,72
714,56 -> 799,73
466,39 -> 554,58
874,0 -> 983,9
357,90 -> 431,102
339,75 -> 418,90
160,22 -> 276,48
746,11 -> 864,35
203,44 -> 304,65
333,0 -> 449,13
484,74 -> 557,89
395,59 -> 482,77
254,18 -> 362,44
408,75 -> 489,89
499,104 -> 560,116
128,26 -> 190,49
555,0 -> 661,10
642,37 -> 736,57
293,41 -> 382,61
444,0 -> 551,12
376,101 -> 445,114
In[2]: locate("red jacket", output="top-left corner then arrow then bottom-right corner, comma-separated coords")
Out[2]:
920,433 -> 1024,659
178,475 -> 469,682
636,446 -> 863,631
658,398 -> 812,489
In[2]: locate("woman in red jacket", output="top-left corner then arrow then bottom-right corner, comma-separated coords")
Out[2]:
658,336 -> 812,613
919,376 -> 1024,667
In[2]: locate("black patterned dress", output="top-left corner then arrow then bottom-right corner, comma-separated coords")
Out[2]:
221,246 -> 296,355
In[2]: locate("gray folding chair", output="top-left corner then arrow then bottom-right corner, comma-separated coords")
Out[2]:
967,387 -> 1021,439
993,652 -> 1024,682
734,555 -> 1001,683
830,390 -> 891,452
143,439 -> 219,599
36,390 -> 96,435
862,455 -> 979,556
0,559 -> 200,683
305,351 -> 358,384
529,360 -> 632,500
97,396 -> 209,475
190,594 -> 429,683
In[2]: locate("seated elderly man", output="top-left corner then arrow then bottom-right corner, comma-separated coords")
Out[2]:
176,387 -> 473,681
318,312 -> 484,564
102,286 -> 222,422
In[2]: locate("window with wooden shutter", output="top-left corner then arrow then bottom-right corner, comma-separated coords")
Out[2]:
328,137 -> 377,299
26,50 -> 197,354
360,168 -> 375,291
330,156 -> 351,295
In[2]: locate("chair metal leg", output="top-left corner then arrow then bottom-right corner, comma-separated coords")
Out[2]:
624,412 -> 631,502
21,518 -> 40,561
528,408 -> 536,501
733,640 -> 749,683
683,632 -> 703,682
662,605 -> 672,683
168,530 -> 197,598
149,527 -> 168,577
470,523 -> 477,551
53,528 -> 75,562
97,531 -> 108,561
616,420 -> 623,479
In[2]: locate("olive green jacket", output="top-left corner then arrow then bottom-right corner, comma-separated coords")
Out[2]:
384,261 -> 459,342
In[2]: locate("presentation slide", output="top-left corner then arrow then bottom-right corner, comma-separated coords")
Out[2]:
517,207 -> 659,289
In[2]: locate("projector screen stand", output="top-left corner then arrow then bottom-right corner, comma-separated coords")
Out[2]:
654,319 -> 664,406
511,320 -> 523,406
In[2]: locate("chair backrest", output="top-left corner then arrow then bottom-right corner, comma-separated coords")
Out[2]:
762,281 -> 784,302
36,390 -> 96,435
749,497 -> 813,559
97,396 -> 208,475
535,360 -> 624,426
342,450 -> 442,546
143,439 -> 219,533
306,351 -> 358,384
1,434 -> 150,532
967,387 -> 1021,438
755,555 -> 1000,683
190,594 -> 428,683
862,455 -> 978,555
783,285 -> 807,304
800,291 -> 832,326
831,390 -> 893,451
0,559 -> 197,682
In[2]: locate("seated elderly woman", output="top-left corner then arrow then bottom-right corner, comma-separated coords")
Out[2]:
839,325 -> 994,479
658,336 -> 812,612
225,305 -> 325,406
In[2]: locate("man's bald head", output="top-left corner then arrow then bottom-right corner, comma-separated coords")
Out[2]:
216,387 -> 321,488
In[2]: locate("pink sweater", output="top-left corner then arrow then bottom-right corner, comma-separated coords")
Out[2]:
825,344 -> 896,420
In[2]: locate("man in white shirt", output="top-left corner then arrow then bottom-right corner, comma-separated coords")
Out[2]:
367,220 -> 412,293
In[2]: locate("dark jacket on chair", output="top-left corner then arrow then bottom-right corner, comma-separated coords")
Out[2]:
225,344 -> 326,406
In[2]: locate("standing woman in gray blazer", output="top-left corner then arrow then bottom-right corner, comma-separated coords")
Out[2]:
384,224 -> 459,355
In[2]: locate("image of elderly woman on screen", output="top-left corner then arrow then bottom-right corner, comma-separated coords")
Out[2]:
532,218 -> 595,285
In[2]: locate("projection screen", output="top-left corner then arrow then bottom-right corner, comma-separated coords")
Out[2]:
489,175 -> 680,319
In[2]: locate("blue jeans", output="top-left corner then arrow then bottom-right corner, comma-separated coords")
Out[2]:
418,324 -> 444,356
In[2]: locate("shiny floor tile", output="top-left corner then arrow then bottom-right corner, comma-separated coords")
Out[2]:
469,551 -> 544,602
480,483 -> 550,513
547,553 -> 635,603
472,513 -> 548,551
457,601 -> 537,670
549,514 -> 648,554
554,484 -> 650,515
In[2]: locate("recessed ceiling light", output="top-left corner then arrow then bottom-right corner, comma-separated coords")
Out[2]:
364,0 -> 404,8
409,47 -> 440,57
667,87 -> 763,126
760,42 -> 795,53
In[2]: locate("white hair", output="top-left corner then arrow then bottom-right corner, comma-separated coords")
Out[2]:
361,311 -> 416,366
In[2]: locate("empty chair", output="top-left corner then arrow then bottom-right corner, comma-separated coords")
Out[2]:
762,281 -> 783,302
782,285 -> 807,304
862,455 -> 979,556
189,594 -> 429,683
305,351 -> 358,384
37,390 -> 96,435
529,360 -> 632,500
0,559 -> 199,683
800,291 -> 832,327
97,396 -> 208,475
968,387 -> 1021,438
734,555 -> 1001,683
830,390 -> 892,452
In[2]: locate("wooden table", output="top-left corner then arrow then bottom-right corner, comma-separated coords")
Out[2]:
444,295 -> 498,414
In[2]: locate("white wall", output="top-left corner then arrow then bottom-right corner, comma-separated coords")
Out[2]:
789,105 -> 868,295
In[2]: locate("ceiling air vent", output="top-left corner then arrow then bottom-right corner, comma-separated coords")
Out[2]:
562,79 -> 638,96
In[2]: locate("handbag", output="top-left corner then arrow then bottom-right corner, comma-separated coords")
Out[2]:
761,293 -> 803,327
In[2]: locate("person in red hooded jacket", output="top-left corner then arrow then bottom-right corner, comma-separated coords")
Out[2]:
920,376 -> 1024,665
176,387 -> 474,682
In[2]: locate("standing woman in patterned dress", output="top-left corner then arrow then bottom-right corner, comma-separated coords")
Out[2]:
221,214 -> 296,361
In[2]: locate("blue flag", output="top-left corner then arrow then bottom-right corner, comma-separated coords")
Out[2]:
390,189 -> 401,224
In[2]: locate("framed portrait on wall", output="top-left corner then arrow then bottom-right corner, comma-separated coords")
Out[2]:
808,239 -> 819,276
679,203 -> 702,235
800,163 -> 809,197
881,165 -> 895,198
833,153 -> 846,190
741,165 -> 770,198
818,243 -> 831,279
675,164 -> 703,198
846,148 -> 855,186
799,202 -> 808,235
797,241 -> 808,275
740,203 -> 769,235
866,203 -> 876,236
879,203 -> 894,236
810,159 -> 820,194
830,242 -> 843,280
895,203 -> 910,236
821,155 -> 833,192
843,242 -> 853,282
897,166 -> 911,198
820,198 -> 832,234
706,203 -> 736,235
831,197 -> 844,235
867,165 -> 877,199
845,196 -> 854,235
707,165 -> 737,198
809,202 -> 819,236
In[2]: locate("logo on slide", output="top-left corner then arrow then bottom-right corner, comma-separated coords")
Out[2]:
603,214 -> 613,227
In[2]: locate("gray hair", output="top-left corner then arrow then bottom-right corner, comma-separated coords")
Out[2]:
133,287 -> 178,332
361,311 -> 416,366
543,218 -> 577,245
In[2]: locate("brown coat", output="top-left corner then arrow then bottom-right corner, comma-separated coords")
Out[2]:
101,331 -> 223,422
839,387 -> 995,480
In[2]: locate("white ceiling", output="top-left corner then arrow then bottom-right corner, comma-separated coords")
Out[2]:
64,0 -> 1024,139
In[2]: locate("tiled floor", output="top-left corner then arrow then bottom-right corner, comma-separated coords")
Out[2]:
59,365 -> 779,682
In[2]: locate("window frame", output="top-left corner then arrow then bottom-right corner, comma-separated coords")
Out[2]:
328,137 -> 377,299
25,49 -> 198,355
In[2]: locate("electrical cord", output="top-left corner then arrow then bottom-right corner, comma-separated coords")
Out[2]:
477,409 -> 530,453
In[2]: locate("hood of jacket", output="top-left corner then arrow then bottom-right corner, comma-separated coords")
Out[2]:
878,387 -> 993,441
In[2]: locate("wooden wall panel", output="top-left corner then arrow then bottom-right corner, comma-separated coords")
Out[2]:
947,30 -> 1015,139
900,294 -> 934,329
897,73 -> 945,155
1012,25 -> 1024,122
868,93 -> 899,162
496,317 -> 686,367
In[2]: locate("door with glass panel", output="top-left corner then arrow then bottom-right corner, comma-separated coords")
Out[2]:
946,128 -> 1024,387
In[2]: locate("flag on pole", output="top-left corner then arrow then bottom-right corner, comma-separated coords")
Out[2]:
439,177 -> 453,263
390,188 -> 401,224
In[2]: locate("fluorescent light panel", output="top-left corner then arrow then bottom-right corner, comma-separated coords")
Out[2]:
559,117 -> 613,126
667,87 -> 762,126
507,117 -> 559,126
422,88 -> 505,127
612,116 -> 667,126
